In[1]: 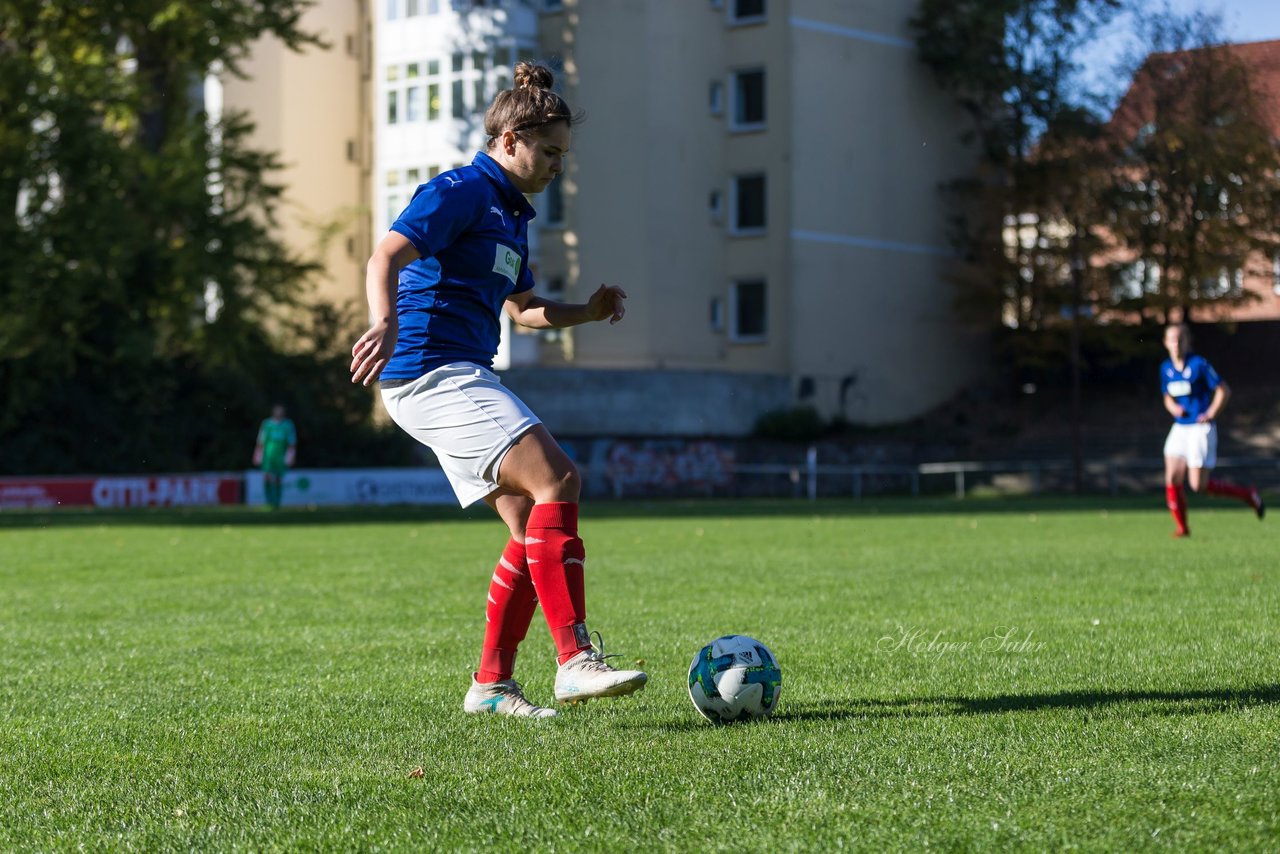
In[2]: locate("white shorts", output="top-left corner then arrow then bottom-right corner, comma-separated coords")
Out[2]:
380,363 -> 540,507
1163,422 -> 1217,469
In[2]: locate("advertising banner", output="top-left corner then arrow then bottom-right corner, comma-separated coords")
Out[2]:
244,468 -> 455,507
0,475 -> 242,509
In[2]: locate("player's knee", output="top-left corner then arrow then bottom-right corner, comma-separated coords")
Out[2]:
552,464 -> 581,501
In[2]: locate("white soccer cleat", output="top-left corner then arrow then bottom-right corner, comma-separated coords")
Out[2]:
554,635 -> 648,703
463,675 -> 557,718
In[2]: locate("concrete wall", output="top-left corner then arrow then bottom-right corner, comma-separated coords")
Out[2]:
498,368 -> 791,437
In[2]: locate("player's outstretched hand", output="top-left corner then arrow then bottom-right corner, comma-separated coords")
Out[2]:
350,322 -> 397,387
586,284 -> 627,325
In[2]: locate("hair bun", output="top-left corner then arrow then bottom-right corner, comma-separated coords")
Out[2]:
513,61 -> 555,91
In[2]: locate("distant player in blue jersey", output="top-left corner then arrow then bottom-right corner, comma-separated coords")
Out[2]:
253,404 -> 296,510
349,62 -> 646,718
1160,323 -> 1263,537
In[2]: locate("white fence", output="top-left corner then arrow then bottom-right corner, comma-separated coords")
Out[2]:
722,455 -> 1280,501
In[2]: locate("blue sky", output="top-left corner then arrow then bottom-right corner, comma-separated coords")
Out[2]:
1083,1 -> 1280,104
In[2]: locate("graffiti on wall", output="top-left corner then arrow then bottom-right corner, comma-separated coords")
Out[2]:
586,440 -> 735,498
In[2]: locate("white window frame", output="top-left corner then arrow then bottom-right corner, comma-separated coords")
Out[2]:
729,67 -> 766,131
730,280 -> 767,343
730,173 -> 766,235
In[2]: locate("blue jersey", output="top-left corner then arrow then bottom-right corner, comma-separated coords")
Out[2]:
381,151 -> 536,380
1160,354 -> 1221,424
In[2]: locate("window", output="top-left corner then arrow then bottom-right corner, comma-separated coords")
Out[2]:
709,81 -> 723,116
405,0 -> 419,15
346,139 -> 356,161
452,80 -> 465,118
709,297 -> 724,332
731,173 -> 766,233
452,53 -> 465,73
1117,259 -> 1160,300
428,83 -> 440,119
474,78 -> 485,113
1274,253 -> 1280,296
386,0 -> 399,20
406,86 -> 423,122
708,190 -> 722,223
731,280 -> 766,341
1200,267 -> 1241,298
730,0 -> 765,23
427,0 -> 440,12
385,62 -> 442,125
731,69 -> 765,129
544,176 -> 564,225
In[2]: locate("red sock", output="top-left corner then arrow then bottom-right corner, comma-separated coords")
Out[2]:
1166,484 -> 1189,535
476,538 -> 538,683
1207,479 -> 1253,504
525,502 -> 590,664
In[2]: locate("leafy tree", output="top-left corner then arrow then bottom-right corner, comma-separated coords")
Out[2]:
1104,11 -> 1280,324
0,2 -> 405,474
911,0 -> 1122,331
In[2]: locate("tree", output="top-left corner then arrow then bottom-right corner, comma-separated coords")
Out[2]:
0,2 -> 402,474
1104,11 -> 1280,324
911,0 -> 1122,332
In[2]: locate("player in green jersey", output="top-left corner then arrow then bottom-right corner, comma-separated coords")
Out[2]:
253,404 -> 297,509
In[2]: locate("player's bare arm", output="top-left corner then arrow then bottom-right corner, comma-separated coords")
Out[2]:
504,284 -> 627,329
1201,382 -> 1230,422
351,232 -> 420,386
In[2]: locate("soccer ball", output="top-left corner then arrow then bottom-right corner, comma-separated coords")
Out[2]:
687,634 -> 782,724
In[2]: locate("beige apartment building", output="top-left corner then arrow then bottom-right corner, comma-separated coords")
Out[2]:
528,0 -> 979,429
220,0 -> 371,314
228,0 -> 978,433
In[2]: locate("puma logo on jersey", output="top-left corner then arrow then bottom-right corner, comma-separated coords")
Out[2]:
489,206 -> 507,226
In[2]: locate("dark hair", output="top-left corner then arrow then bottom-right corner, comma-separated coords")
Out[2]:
484,61 -> 579,147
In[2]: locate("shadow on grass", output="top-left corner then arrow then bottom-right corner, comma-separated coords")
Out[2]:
625,685 -> 1280,732
779,684 -> 1280,721
0,495 -> 1166,530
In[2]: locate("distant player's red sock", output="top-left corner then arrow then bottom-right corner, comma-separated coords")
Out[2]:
1166,484 -> 1189,536
477,538 -> 538,683
525,502 -> 590,664
1206,479 -> 1253,504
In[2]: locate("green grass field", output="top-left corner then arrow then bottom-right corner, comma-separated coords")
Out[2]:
2,497 -> 1277,851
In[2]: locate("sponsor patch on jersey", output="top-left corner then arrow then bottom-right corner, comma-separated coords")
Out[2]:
1167,380 -> 1192,397
492,244 -> 521,285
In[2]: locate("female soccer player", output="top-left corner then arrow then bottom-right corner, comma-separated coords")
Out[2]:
1160,323 -> 1264,537
349,63 -> 646,717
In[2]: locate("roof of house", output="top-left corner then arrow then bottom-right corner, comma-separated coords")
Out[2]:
1110,38 -> 1280,139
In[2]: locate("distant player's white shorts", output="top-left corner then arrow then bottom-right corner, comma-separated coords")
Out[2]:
380,363 -> 540,507
1163,422 -> 1217,469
